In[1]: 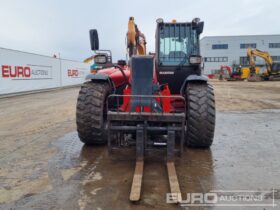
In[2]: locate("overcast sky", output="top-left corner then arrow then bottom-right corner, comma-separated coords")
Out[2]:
0,0 -> 279,61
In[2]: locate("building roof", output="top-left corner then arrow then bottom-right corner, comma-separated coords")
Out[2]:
201,34 -> 280,41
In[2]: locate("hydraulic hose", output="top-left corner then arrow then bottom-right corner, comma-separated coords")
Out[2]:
114,65 -> 131,86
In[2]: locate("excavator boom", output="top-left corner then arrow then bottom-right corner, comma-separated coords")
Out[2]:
247,48 -> 273,73
127,17 -> 147,57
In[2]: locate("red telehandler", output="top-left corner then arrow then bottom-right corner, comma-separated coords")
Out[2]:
76,17 -> 215,203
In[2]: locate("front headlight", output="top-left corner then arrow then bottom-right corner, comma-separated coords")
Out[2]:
94,54 -> 108,64
189,56 -> 202,64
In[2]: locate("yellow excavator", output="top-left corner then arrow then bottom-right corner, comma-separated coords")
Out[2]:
247,48 -> 280,81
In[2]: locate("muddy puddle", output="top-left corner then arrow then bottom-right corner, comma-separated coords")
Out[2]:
1,110 -> 280,210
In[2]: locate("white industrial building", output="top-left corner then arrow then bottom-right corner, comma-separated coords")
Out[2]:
200,35 -> 280,74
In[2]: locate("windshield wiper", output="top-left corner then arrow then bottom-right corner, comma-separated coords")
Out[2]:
176,42 -> 188,69
177,53 -> 188,70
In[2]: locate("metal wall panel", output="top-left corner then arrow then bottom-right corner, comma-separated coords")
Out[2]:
0,48 -> 90,95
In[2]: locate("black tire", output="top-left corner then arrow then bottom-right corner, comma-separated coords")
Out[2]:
76,81 -> 111,145
185,82 -> 215,148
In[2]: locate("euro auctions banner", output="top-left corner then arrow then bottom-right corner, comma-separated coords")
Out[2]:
0,48 -> 90,95
2,64 -> 53,79
61,59 -> 89,86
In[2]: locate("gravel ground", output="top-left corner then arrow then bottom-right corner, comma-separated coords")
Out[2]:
0,81 -> 279,210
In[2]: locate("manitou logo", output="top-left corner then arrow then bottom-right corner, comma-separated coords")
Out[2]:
68,69 -> 79,77
1,65 -> 31,78
159,71 -> 174,75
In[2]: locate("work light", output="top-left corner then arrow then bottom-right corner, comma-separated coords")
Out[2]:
189,56 -> 202,64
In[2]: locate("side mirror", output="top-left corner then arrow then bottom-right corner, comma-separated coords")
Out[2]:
89,29 -> 99,51
196,22 -> 204,35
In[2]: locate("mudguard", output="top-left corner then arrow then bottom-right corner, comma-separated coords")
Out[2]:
85,73 -> 114,89
180,75 -> 208,95
85,73 -> 109,81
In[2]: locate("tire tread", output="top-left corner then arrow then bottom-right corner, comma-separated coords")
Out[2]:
185,83 -> 215,147
76,81 -> 110,145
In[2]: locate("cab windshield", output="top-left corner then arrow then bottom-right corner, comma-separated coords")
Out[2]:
159,24 -> 198,66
